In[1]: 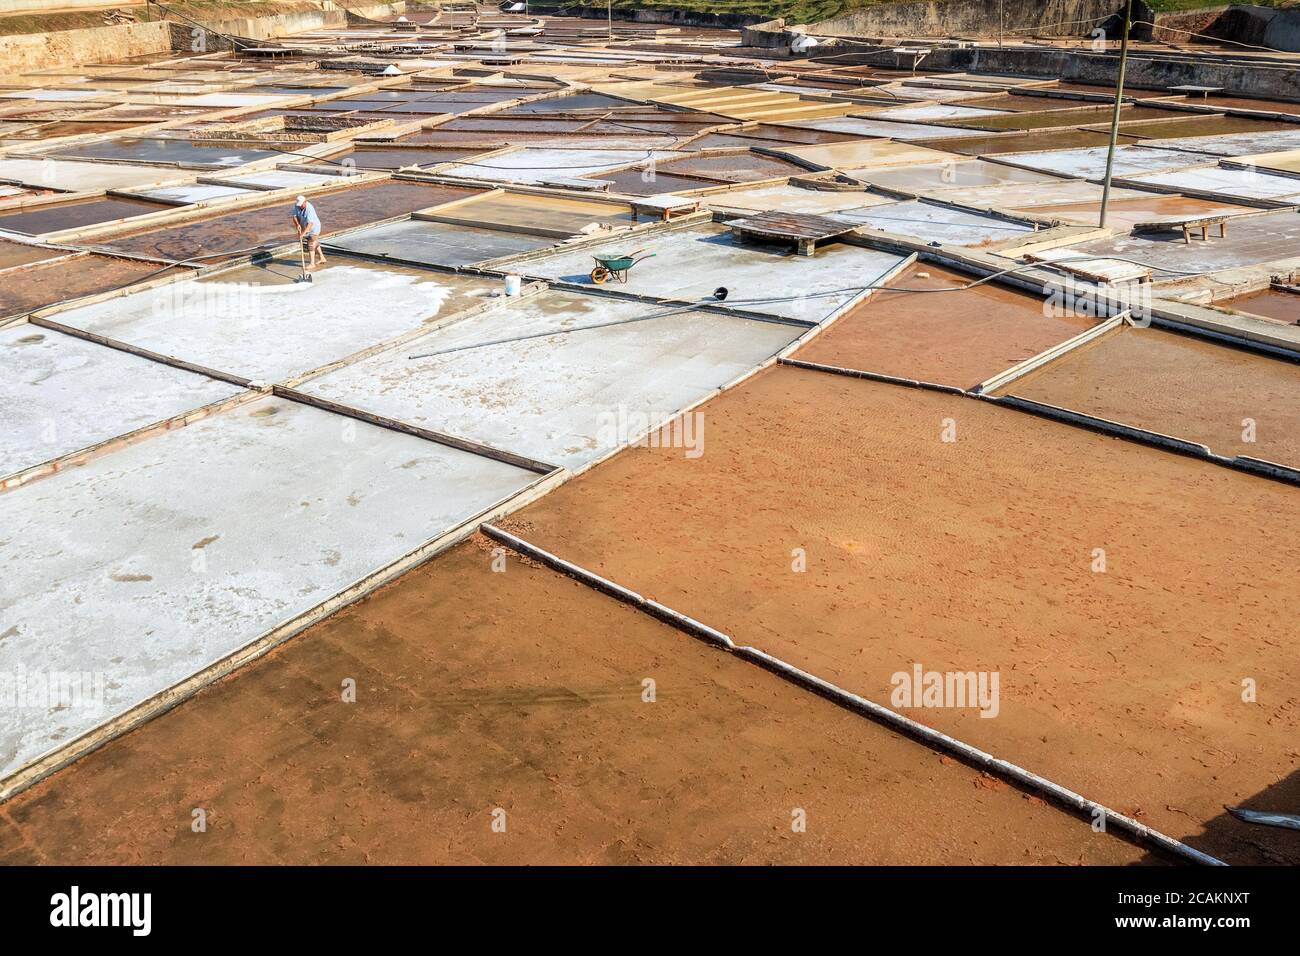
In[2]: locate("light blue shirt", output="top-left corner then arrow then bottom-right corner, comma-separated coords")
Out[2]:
293,201 -> 321,235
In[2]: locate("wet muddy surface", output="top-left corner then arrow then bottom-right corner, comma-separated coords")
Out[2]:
1204,97 -> 1300,115
0,106 -> 103,122
0,254 -> 180,317
397,129 -> 628,147
51,137 -> 282,167
0,197 -> 170,236
945,105 -> 1173,131
0,238 -> 65,270
1052,82 -> 1162,96
1220,287 -> 1300,324
101,181 -> 484,261
312,89 -> 524,117
247,85 -> 348,96
1008,326 -> 1300,466
685,128 -> 857,149
312,147 -> 482,170
594,168 -> 719,194
795,263 -> 1092,386
338,100 -> 458,115
442,116 -> 613,134
660,152 -> 810,182
507,93 -> 635,112
497,363 -> 1300,865
1114,115 -> 1295,140
0,539 -> 1145,865
922,129 -> 1135,155
961,93 -> 1104,112
8,120 -> 148,140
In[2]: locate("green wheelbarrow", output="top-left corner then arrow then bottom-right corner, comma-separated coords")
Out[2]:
590,249 -> 655,284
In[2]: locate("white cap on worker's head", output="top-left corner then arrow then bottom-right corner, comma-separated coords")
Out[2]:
295,195 -> 307,205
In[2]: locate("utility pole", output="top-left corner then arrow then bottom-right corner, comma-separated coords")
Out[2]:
608,0 -> 613,42
1099,0 -> 1133,229
998,0 -> 1003,49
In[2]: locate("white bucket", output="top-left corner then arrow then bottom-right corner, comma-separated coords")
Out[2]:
503,275 -> 522,297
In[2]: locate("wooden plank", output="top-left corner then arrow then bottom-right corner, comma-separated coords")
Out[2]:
726,210 -> 856,242
271,384 -> 558,475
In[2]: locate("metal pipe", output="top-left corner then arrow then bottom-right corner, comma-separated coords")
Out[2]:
479,523 -> 1228,867
738,645 -> 1227,867
480,524 -> 735,650
1099,0 -> 1134,229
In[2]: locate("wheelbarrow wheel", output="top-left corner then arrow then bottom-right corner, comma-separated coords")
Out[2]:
590,266 -> 610,284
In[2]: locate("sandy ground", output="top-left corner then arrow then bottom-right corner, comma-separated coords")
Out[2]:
0,540 -> 1145,866
1007,326 -> 1300,467
496,365 -> 1300,865
0,239 -> 67,270
794,264 -> 1095,388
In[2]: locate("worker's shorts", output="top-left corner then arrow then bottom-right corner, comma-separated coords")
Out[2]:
301,230 -> 321,248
